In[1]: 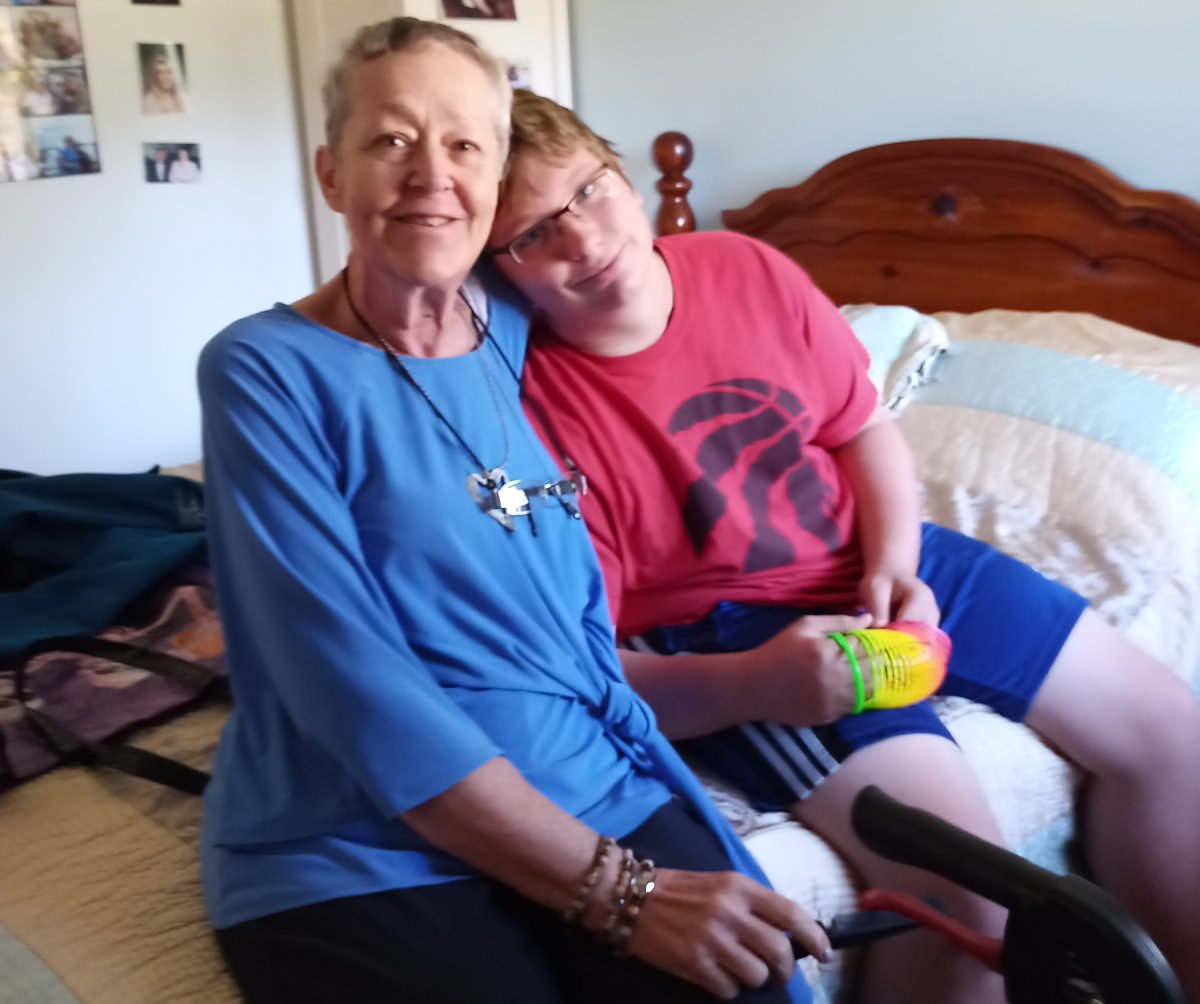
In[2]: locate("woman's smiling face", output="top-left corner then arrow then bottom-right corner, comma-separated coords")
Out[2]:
317,42 -> 505,291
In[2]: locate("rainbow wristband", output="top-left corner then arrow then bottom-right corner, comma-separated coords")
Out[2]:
828,632 -> 866,714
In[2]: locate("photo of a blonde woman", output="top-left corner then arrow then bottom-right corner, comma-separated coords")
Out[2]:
138,41 -> 187,114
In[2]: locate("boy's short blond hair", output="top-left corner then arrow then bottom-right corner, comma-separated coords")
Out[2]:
506,89 -> 622,185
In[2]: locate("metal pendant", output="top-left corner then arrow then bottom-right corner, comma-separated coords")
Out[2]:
467,468 -> 530,531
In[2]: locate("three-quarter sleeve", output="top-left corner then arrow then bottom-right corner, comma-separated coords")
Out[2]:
199,332 -> 503,821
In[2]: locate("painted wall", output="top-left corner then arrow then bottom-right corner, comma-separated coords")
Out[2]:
0,0 -> 314,475
568,0 -> 1200,231
7,1 -> 1195,472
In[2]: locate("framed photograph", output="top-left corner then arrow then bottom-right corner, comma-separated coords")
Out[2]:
11,6 -> 83,63
44,64 -> 87,112
504,58 -> 531,90
30,110 -> 96,174
0,114 -> 39,182
18,70 -> 54,114
0,14 -> 18,72
439,0 -> 516,20
0,0 -> 96,181
137,41 -> 187,114
142,140 -> 201,183
16,64 -> 85,114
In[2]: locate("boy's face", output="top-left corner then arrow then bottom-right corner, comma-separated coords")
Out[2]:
489,147 -> 657,320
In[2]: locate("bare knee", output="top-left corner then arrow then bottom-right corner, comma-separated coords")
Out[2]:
1121,692 -> 1200,779
1090,674 -> 1200,784
792,735 -> 1009,936
1029,617 -> 1200,779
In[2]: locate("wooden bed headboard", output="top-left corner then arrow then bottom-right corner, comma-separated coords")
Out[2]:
651,136 -> 1200,347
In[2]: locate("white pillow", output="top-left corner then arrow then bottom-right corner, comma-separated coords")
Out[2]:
840,304 -> 948,411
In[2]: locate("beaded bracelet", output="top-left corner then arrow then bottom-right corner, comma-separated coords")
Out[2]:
563,835 -> 616,923
601,847 -> 636,942
604,855 -> 658,956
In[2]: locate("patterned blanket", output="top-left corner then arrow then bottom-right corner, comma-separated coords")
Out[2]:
1,565 -> 223,787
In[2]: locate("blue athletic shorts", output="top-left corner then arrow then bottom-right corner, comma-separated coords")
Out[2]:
628,523 -> 1089,812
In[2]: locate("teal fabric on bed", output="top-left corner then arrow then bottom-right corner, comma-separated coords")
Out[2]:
912,341 -> 1200,503
0,925 -> 82,1004
0,471 -> 206,660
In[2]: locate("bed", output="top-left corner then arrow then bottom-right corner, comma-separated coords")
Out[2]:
2,139 -> 1199,1004
652,135 -> 1200,1000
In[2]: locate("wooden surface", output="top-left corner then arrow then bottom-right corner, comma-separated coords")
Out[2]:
653,131 -> 695,236
714,138 -> 1200,346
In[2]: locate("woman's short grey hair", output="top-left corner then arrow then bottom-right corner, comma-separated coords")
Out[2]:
323,18 -> 511,160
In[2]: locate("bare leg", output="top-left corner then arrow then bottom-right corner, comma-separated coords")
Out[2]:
1024,609 -> 1200,1000
794,734 -> 1008,1004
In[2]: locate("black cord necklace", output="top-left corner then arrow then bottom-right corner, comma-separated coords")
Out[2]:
341,267 -> 576,534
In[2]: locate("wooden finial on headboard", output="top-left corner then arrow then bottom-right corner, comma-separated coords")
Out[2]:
653,131 -> 695,235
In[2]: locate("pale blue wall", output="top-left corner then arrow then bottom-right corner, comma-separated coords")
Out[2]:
6,2 -> 1196,472
568,0 -> 1200,230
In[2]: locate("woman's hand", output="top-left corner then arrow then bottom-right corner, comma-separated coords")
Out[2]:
857,570 -> 939,627
406,761 -> 828,1000
736,613 -> 872,725
616,868 -> 830,999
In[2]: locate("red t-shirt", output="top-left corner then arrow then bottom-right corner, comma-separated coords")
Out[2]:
523,231 -> 877,638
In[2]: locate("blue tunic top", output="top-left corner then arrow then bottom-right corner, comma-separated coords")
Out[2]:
197,276 -> 811,1004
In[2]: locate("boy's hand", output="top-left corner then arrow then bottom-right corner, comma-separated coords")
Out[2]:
740,614 -> 871,724
858,571 -> 940,627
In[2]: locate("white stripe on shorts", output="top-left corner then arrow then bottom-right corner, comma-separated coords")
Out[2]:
622,633 -> 841,802
747,722 -> 839,801
739,721 -> 821,795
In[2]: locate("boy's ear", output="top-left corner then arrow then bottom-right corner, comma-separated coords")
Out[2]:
315,145 -> 343,213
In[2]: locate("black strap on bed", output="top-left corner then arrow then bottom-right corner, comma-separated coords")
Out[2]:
11,635 -> 223,796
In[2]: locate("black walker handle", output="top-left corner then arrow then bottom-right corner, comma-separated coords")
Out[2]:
850,786 -> 1184,1004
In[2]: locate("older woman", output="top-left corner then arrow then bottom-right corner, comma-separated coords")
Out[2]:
198,18 -> 826,1004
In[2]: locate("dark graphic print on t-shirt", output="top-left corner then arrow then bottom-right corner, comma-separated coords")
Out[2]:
668,379 -> 840,572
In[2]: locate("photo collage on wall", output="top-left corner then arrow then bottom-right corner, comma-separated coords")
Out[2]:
138,2 -> 201,183
0,0 -> 98,182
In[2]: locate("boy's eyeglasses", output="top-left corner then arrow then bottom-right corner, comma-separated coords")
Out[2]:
496,167 -> 619,264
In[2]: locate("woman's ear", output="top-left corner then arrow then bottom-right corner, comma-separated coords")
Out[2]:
315,145 -> 343,213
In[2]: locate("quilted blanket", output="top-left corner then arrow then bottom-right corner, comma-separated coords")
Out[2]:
732,308 -> 1200,999
1,311 -> 1196,1004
